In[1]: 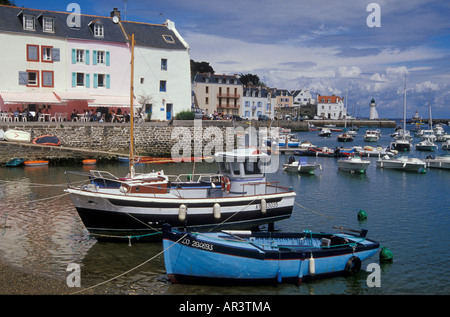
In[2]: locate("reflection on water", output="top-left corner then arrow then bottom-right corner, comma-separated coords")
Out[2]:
0,126 -> 449,294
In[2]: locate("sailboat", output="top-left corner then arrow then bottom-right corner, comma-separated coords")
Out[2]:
390,79 -> 411,151
416,92 -> 437,151
64,34 -> 296,239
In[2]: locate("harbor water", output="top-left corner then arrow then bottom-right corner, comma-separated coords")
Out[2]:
0,125 -> 449,295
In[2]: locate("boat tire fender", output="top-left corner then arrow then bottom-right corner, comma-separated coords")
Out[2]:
221,176 -> 231,193
345,256 -> 361,275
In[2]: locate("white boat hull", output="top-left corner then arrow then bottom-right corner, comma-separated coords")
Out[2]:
4,129 -> 31,143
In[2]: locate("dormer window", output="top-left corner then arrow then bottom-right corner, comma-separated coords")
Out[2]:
43,17 -> 55,33
93,23 -> 104,37
162,35 -> 175,44
23,15 -> 35,31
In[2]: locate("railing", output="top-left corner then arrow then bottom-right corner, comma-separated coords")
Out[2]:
217,93 -> 240,98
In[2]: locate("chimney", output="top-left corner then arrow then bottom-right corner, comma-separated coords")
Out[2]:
111,8 -> 121,20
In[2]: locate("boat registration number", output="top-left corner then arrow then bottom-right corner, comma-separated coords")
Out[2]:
181,238 -> 214,251
257,202 -> 278,209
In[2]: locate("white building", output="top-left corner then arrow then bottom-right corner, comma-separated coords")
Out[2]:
369,98 -> 378,120
292,89 -> 315,106
316,95 -> 347,119
241,87 -> 276,119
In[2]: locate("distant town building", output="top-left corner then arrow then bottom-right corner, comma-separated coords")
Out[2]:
192,73 -> 243,116
241,87 -> 276,119
316,94 -> 346,119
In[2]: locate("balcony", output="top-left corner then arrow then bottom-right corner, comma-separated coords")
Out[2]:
217,93 -> 240,98
217,103 -> 240,109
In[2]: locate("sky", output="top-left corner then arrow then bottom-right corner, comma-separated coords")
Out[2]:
13,0 -> 450,118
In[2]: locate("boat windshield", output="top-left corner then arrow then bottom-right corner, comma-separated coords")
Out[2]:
218,158 -> 264,177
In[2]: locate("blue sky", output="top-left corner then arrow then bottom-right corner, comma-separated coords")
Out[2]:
14,0 -> 450,118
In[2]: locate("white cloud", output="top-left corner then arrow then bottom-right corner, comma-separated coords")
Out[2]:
338,66 -> 362,78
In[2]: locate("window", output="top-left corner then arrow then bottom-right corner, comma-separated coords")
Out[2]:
27,45 -> 39,61
43,17 -> 55,33
76,73 -> 85,86
205,97 -> 209,105
23,15 -> 35,31
42,46 -> 53,62
42,71 -> 54,87
93,23 -> 104,37
160,80 -> 166,92
162,35 -> 175,44
205,86 -> 209,94
97,51 -> 105,64
76,49 -> 84,63
140,78 -> 144,84
27,70 -> 39,87
161,58 -> 167,71
97,74 -> 105,87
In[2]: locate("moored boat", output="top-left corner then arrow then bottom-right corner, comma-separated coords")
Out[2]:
337,156 -> 370,173
65,148 -> 297,239
5,158 -> 25,167
415,139 -> 438,151
337,133 -> 353,142
363,130 -> 380,142
424,155 -> 450,169
162,225 -> 380,285
318,128 -> 331,137
4,129 -> 31,143
32,135 -> 61,146
376,155 -> 426,173
283,156 -> 321,175
82,159 -> 97,165
24,160 -> 49,167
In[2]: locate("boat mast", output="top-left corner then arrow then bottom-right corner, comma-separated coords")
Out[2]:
129,33 -> 135,178
403,77 -> 406,141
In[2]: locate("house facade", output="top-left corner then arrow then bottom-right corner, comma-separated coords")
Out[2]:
0,5 -> 191,121
316,94 -> 346,119
193,73 -> 243,116
241,87 -> 276,119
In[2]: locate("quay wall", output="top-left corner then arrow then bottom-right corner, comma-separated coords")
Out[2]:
0,119 -> 396,164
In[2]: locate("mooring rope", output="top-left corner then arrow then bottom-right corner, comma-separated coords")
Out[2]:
70,232 -> 188,295
295,201 -> 334,219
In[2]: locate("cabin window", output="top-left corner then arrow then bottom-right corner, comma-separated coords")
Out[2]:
245,160 -> 262,175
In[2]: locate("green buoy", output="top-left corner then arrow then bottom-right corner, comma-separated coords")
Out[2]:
357,209 -> 367,220
379,246 -> 393,263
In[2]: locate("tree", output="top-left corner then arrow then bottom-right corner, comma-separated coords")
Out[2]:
190,60 -> 214,81
0,0 -> 16,5
239,73 -> 265,87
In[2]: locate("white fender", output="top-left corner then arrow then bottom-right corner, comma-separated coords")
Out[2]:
178,204 -> 187,222
309,254 -> 315,275
213,203 -> 221,219
261,199 -> 267,214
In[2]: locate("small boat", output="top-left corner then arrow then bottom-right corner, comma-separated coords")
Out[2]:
4,129 -> 31,143
283,157 -> 321,175
424,155 -> 450,169
337,133 -> 353,142
318,128 -> 331,137
24,160 -> 49,167
266,133 -> 300,148
305,146 -> 337,157
390,138 -> 411,151
376,155 -> 426,173
442,140 -> 450,150
337,156 -> 370,173
354,146 -> 396,157
32,135 -> 61,146
5,158 -> 25,167
162,225 -> 380,285
363,130 -> 380,142
415,139 -> 438,151
82,159 -> 97,165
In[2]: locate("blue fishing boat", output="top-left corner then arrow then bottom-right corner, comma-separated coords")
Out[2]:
5,158 -> 25,167
162,225 -> 380,285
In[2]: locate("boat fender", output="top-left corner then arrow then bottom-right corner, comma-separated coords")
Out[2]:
345,256 -> 361,274
221,176 -> 231,193
213,203 -> 221,220
178,204 -> 187,222
261,199 -> 267,214
309,254 -> 315,275
277,268 -> 282,283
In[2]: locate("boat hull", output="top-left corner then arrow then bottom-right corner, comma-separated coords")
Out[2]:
337,161 -> 370,173
66,188 -> 296,238
162,226 -> 379,285
4,129 -> 31,143
376,159 -> 426,172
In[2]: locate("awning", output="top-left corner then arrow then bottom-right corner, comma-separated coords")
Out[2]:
0,91 -> 62,104
87,95 -> 139,108
56,92 -> 95,102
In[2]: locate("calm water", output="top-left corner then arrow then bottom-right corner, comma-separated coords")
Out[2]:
0,125 -> 449,295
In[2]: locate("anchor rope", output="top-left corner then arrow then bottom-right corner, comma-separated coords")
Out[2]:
70,232 -> 188,295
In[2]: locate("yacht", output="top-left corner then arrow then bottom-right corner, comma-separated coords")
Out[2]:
424,155 -> 450,169
337,156 -> 370,173
376,155 -> 426,173
363,130 -> 380,142
318,128 -> 331,137
415,139 -> 438,151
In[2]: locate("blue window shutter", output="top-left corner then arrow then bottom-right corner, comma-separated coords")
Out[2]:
106,74 -> 110,89
106,51 -> 110,66
85,50 -> 90,65
72,49 -> 76,64
85,73 -> 90,88
72,72 -> 76,87
52,48 -> 60,62
18,71 -> 28,85
93,50 -> 97,65
93,73 -> 98,88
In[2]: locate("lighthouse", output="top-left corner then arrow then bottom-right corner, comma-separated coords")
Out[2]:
369,98 -> 378,120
